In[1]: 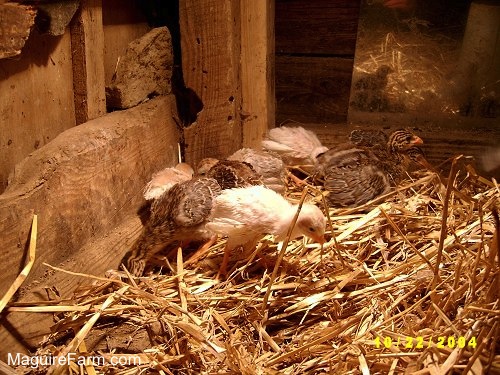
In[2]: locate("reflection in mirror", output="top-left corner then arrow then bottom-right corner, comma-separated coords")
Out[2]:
348,0 -> 499,122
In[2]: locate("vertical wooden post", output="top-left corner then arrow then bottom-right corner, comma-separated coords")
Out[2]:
180,0 -> 242,167
71,0 -> 106,124
240,0 -> 275,147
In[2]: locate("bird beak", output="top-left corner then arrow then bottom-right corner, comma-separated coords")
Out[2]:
314,234 -> 326,245
411,136 -> 423,145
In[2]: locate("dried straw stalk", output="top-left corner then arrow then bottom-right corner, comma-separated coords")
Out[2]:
7,164 -> 500,374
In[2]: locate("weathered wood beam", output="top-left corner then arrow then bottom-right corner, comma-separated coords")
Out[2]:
240,0 -> 275,147
0,96 -> 179,358
276,56 -> 354,124
179,0 -> 242,167
70,0 -> 106,124
275,0 -> 360,56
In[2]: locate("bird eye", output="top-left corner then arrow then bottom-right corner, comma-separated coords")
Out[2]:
309,227 -> 316,232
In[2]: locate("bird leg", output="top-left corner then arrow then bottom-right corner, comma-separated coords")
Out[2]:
184,235 -> 218,267
287,170 -> 306,186
216,237 -> 259,279
217,242 -> 235,279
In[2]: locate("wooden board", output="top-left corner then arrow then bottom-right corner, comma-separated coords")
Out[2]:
275,0 -> 360,56
0,215 -> 142,358
179,0 -> 242,167
276,56 -> 354,124
0,29 -> 75,194
0,96 -> 180,358
70,0 -> 106,124
102,0 -> 151,86
240,0 -> 275,148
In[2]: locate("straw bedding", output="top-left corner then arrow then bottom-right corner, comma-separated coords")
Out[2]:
8,158 -> 500,374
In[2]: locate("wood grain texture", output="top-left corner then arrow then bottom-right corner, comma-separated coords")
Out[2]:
102,0 -> 151,86
0,29 -> 75,194
180,0 -> 242,167
71,0 -> 106,124
240,0 -> 275,148
0,3 -> 36,59
276,55 -> 355,124
275,0 -> 360,56
0,215 -> 142,359
0,96 -> 179,358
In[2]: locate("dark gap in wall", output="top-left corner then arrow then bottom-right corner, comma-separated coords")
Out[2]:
139,0 -> 204,162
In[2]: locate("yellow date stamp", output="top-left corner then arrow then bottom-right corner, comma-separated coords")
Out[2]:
374,336 -> 477,350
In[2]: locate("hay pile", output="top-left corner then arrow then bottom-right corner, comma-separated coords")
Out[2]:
9,160 -> 500,374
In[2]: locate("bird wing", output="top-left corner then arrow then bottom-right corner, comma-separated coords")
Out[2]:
349,129 -> 388,147
206,160 -> 262,189
170,178 -> 221,227
261,139 -> 296,154
205,217 -> 249,238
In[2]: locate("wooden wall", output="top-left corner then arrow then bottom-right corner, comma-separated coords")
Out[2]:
275,0 -> 360,125
179,0 -> 274,167
0,0 -> 151,194
0,30 -> 76,194
102,0 -> 150,86
0,0 -> 276,358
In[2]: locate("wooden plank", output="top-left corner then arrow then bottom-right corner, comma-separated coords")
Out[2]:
275,0 -> 360,56
70,0 -> 106,124
102,0 -> 151,86
0,3 -> 36,59
0,96 -> 180,357
0,29 -> 75,194
240,0 -> 275,148
0,216 -> 142,359
179,0 -> 242,167
276,55 -> 354,124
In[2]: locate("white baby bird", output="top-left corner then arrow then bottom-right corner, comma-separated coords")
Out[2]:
206,185 -> 326,276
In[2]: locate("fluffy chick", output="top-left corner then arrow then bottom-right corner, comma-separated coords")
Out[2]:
262,126 -> 328,165
123,177 -> 221,276
206,185 -> 326,276
143,163 -> 194,200
228,148 -> 286,193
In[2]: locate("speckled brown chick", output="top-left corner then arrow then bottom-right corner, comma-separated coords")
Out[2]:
205,159 -> 263,189
348,129 -> 389,148
227,148 -> 286,193
316,129 -> 423,207
122,177 -> 221,276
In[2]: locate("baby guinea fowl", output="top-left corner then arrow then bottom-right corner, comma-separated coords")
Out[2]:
227,148 -> 286,193
261,126 -> 328,166
354,65 -> 393,91
123,177 -> 221,276
348,129 -> 388,148
316,129 -> 423,207
207,185 -> 326,276
124,160 -> 262,276
204,159 -> 263,189
143,163 -> 194,201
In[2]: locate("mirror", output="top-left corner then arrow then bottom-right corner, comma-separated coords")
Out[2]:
348,0 -> 499,124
